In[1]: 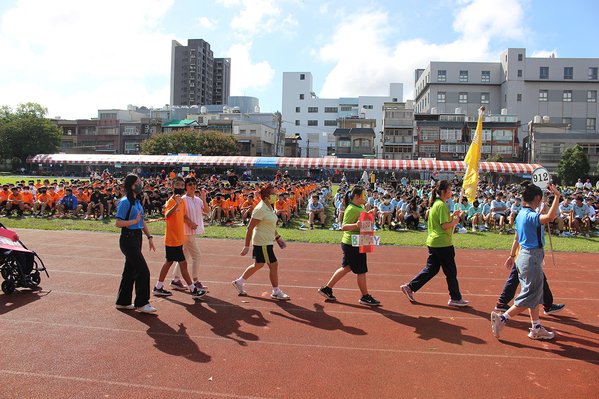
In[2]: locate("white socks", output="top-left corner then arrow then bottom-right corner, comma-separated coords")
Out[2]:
156,281 -> 163,289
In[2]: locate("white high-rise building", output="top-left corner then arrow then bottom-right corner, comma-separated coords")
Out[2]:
282,72 -> 403,157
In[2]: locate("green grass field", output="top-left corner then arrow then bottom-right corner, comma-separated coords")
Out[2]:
0,179 -> 596,253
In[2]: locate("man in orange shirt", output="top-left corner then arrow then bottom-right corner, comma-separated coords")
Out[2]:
21,186 -> 34,214
240,193 -> 256,224
74,187 -> 89,217
5,187 -> 25,216
153,176 -> 206,299
274,192 -> 289,227
33,186 -> 51,217
210,193 -> 228,225
0,185 -> 10,209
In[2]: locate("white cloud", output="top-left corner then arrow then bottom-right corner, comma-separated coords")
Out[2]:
197,17 -> 215,30
0,0 -> 175,118
218,0 -> 297,38
317,0 -> 528,101
225,42 -> 274,95
530,49 -> 558,58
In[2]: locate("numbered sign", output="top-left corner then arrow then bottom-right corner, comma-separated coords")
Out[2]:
532,167 -> 551,189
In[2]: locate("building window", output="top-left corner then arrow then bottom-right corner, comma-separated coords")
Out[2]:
540,67 -> 549,79
324,120 -> 337,126
437,92 -> 446,103
481,93 -> 490,104
481,71 -> 490,83
564,67 -> 573,80
299,94 -> 304,100
437,70 -> 446,82
587,118 -> 596,131
517,69 -> 522,77
307,120 -> 318,126
458,93 -> 468,103
562,118 -> 571,125
295,107 -> 300,113
295,120 -> 300,126
563,90 -> 572,102
61,141 -> 73,150
589,67 -> 598,80
362,105 -> 373,109
459,70 -> 468,82
300,74 -> 305,80
308,107 -> 318,113
539,90 -> 548,102
517,94 -> 522,101
324,107 -> 338,113
518,54 -> 523,61
588,90 -> 597,102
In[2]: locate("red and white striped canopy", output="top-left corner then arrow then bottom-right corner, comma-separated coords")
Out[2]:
29,154 -> 542,174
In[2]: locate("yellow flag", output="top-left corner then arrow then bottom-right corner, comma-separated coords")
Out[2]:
462,108 -> 483,203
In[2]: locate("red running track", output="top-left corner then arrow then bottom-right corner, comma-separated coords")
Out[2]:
1,230 -> 598,398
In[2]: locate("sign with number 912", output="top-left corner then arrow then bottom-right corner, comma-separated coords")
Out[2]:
532,167 -> 551,189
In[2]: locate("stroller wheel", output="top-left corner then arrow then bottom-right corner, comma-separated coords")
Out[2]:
30,272 -> 41,286
0,266 -> 10,280
2,279 -> 15,294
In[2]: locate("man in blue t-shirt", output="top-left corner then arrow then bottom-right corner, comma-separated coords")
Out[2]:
571,195 -> 591,237
491,192 -> 507,233
507,197 -> 522,232
307,194 -> 326,229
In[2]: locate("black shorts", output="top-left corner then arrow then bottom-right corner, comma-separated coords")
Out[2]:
341,242 -> 368,274
62,204 -> 74,211
492,213 -> 505,221
252,245 -> 277,264
165,245 -> 185,262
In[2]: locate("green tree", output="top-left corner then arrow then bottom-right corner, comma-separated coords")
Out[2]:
141,129 -> 240,156
0,117 -> 62,169
557,144 -> 590,185
485,153 -> 503,162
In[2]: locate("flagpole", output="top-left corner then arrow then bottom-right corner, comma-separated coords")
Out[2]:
453,105 -> 485,237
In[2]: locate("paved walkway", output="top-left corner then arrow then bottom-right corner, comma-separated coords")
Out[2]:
1,230 -> 598,398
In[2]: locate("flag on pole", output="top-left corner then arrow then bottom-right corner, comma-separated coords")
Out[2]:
462,106 -> 485,203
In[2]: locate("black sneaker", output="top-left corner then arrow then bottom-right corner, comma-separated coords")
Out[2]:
152,287 -> 172,297
544,303 -> 565,315
318,286 -> 336,301
494,303 -> 510,312
359,294 -> 381,306
191,288 -> 207,299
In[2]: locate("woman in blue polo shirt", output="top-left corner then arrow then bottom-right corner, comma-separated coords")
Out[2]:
491,181 -> 561,340
115,174 -> 156,313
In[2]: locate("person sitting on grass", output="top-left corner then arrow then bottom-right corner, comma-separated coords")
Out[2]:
571,194 -> 591,237
241,193 -> 256,225
74,187 -> 89,218
56,187 -> 78,218
104,187 -> 115,217
274,192 -> 289,227
21,185 -> 34,215
210,193 -> 227,225
377,193 -> 394,231
85,186 -> 106,220
467,200 -> 484,232
32,186 -> 50,217
507,196 -> 522,233
491,192 -> 508,234
307,193 -> 326,229
5,187 -> 25,217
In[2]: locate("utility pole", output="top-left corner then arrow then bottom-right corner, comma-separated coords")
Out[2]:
306,139 -> 310,158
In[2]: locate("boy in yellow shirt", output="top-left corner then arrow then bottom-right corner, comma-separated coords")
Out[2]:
153,177 -> 206,299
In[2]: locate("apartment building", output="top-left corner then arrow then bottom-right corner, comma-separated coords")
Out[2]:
170,39 -> 231,107
414,48 -> 599,141
282,72 -> 403,158
415,111 -> 520,162
382,102 -> 415,160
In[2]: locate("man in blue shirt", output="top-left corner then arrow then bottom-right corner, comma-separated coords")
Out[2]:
56,187 -> 78,218
507,197 -> 522,233
491,192 -> 507,234
571,195 -> 591,237
378,194 -> 394,230
557,196 -> 573,233
307,194 -> 326,229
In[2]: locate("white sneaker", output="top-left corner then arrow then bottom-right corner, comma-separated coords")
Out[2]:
136,304 -> 157,313
448,298 -> 469,307
84,215 -> 90,220
271,291 -> 290,300
458,227 -> 468,234
491,311 -> 505,338
528,326 -> 555,340
472,226 -> 477,232
115,304 -> 135,310
232,280 -> 247,296
98,216 -> 103,220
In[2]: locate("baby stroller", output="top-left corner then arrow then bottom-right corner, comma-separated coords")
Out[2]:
0,223 -> 49,294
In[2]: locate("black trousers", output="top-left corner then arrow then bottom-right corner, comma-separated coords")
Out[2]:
498,264 -> 553,309
408,246 -> 462,301
116,229 -> 150,308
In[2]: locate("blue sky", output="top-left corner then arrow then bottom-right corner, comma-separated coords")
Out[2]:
0,0 -> 597,119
